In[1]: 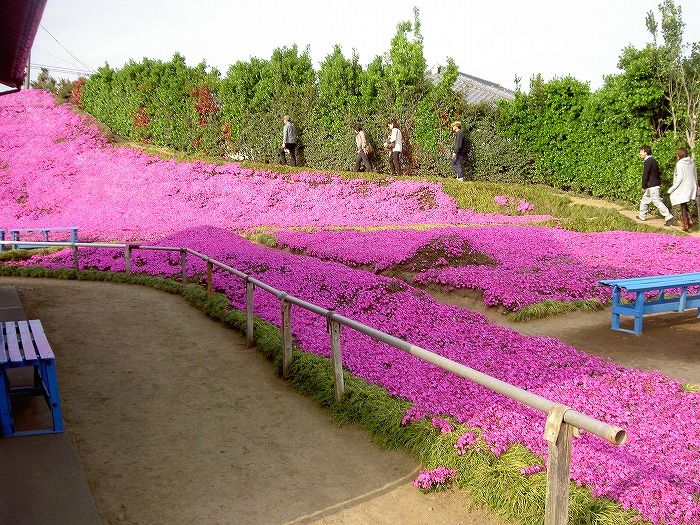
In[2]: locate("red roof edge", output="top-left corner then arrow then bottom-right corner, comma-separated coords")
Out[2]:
0,0 -> 48,88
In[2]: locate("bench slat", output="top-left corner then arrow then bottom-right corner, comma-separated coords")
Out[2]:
17,320 -> 38,361
28,320 -> 55,360
600,273 -> 700,292
5,322 -> 22,362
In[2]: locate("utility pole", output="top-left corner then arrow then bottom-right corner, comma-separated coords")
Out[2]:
24,52 -> 31,89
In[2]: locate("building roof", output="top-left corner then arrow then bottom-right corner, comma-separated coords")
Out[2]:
0,0 -> 47,89
427,67 -> 515,105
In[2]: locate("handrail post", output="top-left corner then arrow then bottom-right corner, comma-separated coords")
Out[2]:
180,249 -> 187,284
246,281 -> 254,348
329,317 -> 344,402
206,259 -> 213,293
281,297 -> 292,378
124,245 -> 132,274
544,406 -> 575,525
72,244 -> 79,271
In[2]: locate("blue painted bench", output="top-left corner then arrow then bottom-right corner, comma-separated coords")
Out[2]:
0,320 -> 64,437
0,226 -> 79,250
599,272 -> 700,335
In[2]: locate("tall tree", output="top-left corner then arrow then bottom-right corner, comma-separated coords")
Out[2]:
646,0 -> 700,153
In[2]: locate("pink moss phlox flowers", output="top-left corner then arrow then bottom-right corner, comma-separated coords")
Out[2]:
431,417 -> 454,434
276,227 -> 700,310
13,226 -> 700,524
413,466 -> 457,491
0,91 -> 550,241
521,464 -> 546,476
454,431 -> 478,456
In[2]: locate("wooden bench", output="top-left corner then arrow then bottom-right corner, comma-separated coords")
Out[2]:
0,226 -> 79,250
599,272 -> 700,335
0,320 -> 64,437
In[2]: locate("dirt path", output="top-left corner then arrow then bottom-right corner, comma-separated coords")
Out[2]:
569,195 -> 700,237
427,287 -> 700,385
1,277 -> 504,525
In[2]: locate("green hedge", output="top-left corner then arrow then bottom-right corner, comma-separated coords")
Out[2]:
76,11 -> 691,206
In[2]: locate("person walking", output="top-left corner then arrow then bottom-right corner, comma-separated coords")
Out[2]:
353,124 -> 372,172
638,145 -> 675,226
450,121 -> 467,181
279,115 -> 298,167
383,119 -> 402,175
668,147 -> 698,231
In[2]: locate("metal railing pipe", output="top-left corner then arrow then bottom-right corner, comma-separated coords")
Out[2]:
330,312 -> 625,445
0,240 -> 126,249
133,245 -> 183,252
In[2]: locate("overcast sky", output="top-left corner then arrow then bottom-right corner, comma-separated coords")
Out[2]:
23,0 -> 700,92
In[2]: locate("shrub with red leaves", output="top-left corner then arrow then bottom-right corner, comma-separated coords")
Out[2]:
191,85 -> 220,126
69,78 -> 85,108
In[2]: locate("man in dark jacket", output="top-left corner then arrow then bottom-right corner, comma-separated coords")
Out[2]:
279,115 -> 298,167
638,145 -> 675,226
451,121 -> 466,181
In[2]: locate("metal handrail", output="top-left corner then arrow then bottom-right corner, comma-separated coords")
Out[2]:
0,239 -> 627,523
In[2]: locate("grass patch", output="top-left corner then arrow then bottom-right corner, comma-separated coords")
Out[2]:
0,263 -> 648,524
241,162 -> 663,234
508,299 -> 607,322
681,383 -> 700,393
240,232 -> 278,247
0,247 -> 64,262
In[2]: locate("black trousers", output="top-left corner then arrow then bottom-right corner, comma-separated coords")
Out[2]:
354,151 -> 372,172
279,143 -> 297,166
451,154 -> 465,179
390,151 -> 401,175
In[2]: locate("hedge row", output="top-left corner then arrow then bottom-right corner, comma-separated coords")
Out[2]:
75,11 -> 689,205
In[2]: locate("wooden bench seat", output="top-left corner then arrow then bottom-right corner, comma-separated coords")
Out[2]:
599,272 -> 700,335
0,320 -> 63,437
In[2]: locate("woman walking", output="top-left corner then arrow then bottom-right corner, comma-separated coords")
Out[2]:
383,119 -> 402,175
353,124 -> 372,172
668,148 -> 698,231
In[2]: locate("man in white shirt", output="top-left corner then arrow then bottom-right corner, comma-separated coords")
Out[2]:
383,119 -> 402,175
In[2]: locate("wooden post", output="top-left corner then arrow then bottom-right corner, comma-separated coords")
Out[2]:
544,412 -> 574,525
206,260 -> 213,293
124,245 -> 132,274
329,319 -> 344,402
180,249 -> 187,284
72,245 -> 79,271
281,299 -> 292,378
246,281 -> 254,348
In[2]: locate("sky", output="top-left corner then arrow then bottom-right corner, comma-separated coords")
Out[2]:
17,0 -> 700,93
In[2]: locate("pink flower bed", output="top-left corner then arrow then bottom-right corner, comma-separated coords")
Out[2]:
276,227 -> 700,310
0,91 -> 549,240
14,226 -> 700,524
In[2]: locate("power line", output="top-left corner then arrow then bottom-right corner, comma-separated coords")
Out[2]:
31,64 -> 91,75
33,45 -> 82,70
39,25 -> 95,74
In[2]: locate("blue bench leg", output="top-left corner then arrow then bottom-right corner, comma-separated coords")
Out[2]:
678,288 -> 687,313
0,371 -> 14,436
633,293 -> 645,335
40,361 -> 63,433
611,287 -> 621,330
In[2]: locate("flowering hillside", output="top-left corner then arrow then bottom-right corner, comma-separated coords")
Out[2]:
16,226 -> 700,525
0,91 -> 548,240
3,89 -> 700,524
277,227 -> 700,310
